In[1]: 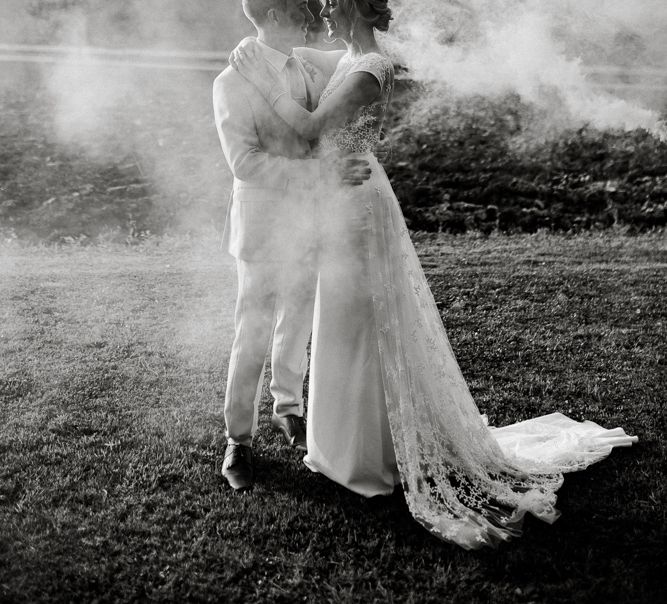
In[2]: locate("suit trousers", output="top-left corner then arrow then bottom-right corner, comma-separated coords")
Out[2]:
224,257 -> 316,446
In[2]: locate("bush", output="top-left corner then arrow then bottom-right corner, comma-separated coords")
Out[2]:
383,84 -> 667,234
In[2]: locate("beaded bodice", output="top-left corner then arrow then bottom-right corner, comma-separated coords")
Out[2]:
319,52 -> 394,154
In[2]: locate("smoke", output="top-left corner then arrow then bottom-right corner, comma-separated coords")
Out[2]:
5,0 -> 251,49
0,1 -> 251,381
19,1 -> 246,236
383,0 -> 667,138
0,0 -> 256,235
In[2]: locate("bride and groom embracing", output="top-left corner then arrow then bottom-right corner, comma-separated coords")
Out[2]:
213,0 -> 637,550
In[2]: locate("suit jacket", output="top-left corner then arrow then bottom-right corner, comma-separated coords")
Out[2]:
213,50 -> 327,262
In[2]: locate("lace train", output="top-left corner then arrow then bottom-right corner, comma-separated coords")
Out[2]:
364,155 -> 638,549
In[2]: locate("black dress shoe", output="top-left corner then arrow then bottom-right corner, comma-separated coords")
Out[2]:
222,444 -> 254,491
271,414 -> 307,451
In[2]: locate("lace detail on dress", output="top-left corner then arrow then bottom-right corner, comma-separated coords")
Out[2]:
364,163 -> 637,549
319,52 -> 394,154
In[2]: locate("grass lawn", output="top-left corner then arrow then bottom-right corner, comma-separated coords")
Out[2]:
0,232 -> 664,603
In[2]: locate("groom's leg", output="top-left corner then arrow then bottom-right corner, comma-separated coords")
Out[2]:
270,259 -> 317,418
224,259 -> 277,446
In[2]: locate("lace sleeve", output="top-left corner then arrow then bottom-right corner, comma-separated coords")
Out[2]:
348,53 -> 394,95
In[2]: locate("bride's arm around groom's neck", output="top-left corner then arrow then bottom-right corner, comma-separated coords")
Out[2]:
213,68 -> 320,190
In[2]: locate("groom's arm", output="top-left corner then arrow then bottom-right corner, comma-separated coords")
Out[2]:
213,72 -> 320,190
214,71 -> 371,187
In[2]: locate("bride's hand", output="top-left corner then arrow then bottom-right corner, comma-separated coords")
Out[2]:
228,37 -> 261,70
229,40 -> 276,98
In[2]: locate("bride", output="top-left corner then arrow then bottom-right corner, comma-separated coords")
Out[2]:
230,0 -> 638,550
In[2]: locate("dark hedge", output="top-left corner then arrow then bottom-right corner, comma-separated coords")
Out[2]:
1,75 -> 665,242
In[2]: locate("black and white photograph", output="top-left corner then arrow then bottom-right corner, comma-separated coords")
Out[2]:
0,0 -> 664,602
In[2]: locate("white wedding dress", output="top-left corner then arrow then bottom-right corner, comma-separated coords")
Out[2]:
303,51 -> 638,550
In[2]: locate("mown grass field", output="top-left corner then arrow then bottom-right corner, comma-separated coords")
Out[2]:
0,233 -> 664,603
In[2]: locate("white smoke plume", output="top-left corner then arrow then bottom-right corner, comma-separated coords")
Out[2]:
0,1 -> 247,368
13,1 -> 244,236
384,0 -> 667,138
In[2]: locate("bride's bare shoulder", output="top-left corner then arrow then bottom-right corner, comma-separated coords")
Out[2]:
294,47 -> 346,75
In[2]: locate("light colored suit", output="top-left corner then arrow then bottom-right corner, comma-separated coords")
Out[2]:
213,43 -> 327,446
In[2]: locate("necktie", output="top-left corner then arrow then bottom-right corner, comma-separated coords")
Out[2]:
285,56 -> 311,111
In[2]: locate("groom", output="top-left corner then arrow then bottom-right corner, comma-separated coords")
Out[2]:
213,0 -> 371,491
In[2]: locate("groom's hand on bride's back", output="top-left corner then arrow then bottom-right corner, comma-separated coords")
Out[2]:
323,154 -> 372,186
340,157 -> 372,186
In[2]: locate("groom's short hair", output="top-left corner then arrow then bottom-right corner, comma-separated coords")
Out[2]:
243,0 -> 287,26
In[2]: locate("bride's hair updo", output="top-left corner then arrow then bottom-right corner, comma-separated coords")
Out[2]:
341,0 -> 393,33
